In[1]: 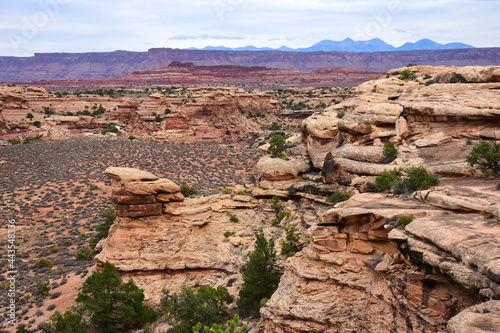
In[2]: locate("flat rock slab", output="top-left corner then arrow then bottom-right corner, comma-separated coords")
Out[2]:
105,167 -> 159,182
405,215 -> 500,286
448,300 -> 500,333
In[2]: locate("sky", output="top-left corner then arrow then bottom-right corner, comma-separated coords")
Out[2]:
0,0 -> 499,56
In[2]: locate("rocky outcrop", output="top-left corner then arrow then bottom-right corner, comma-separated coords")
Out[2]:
257,156 -> 311,181
105,167 -> 184,217
260,204 -> 483,332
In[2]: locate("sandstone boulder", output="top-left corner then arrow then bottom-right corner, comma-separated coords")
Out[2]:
448,300 -> 500,333
257,156 -> 310,181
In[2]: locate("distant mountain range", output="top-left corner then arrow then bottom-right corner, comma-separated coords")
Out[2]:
189,38 -> 474,52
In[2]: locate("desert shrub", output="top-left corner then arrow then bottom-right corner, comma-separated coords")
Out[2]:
398,69 -> 417,82
280,223 -> 301,258
63,240 -> 74,245
376,167 -> 438,194
26,113 -> 34,119
7,139 -> 21,145
155,115 -> 162,122
466,140 -> 500,176
229,215 -> 239,223
192,314 -> 249,333
407,63 -> 418,67
33,120 -> 42,127
77,233 -> 87,239
90,184 -> 99,190
35,279 -> 51,296
225,130 -> 231,135
181,185 -> 198,197
75,262 -> 156,332
33,258 -> 54,268
271,211 -> 290,226
267,134 -> 286,158
224,231 -> 235,238
425,79 -> 436,86
382,141 -> 398,163
325,191 -> 351,204
288,187 -> 297,196
238,231 -> 281,317
43,106 -> 55,115
75,248 -> 94,261
101,125 -> 121,135
398,216 -> 413,228
402,166 -> 439,193
270,196 -> 283,214
161,285 -> 232,333
375,168 -> 404,192
22,136 -> 41,144
42,308 -> 90,333
165,108 -> 172,114
128,135 -> 136,140
89,209 -> 116,250
49,247 -> 61,253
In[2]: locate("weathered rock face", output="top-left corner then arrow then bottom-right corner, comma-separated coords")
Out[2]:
260,205 -> 482,332
96,167 -> 273,304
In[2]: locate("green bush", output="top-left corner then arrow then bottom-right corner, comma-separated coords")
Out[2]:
49,247 -> 61,253
155,115 -> 162,122
224,231 -> 235,238
33,120 -> 41,128
35,279 -> 51,296
75,248 -> 94,261
398,69 -> 417,82
336,111 -> 345,119
238,231 -> 282,317
22,136 -> 41,144
101,125 -> 121,135
466,140 -> 500,176
128,135 -> 136,140
43,106 -> 55,115
90,209 -> 116,250
375,168 -> 404,192
33,258 -> 53,268
267,134 -> 287,158
7,139 -> 21,145
225,130 -> 231,135
181,185 -> 198,197
280,223 -> 301,258
398,216 -> 413,228
375,167 -> 438,194
382,141 -> 398,163
271,211 -> 290,226
77,233 -> 87,239
162,285 -> 232,333
76,262 -> 156,332
229,215 -> 239,223
270,196 -> 282,214
325,191 -> 351,204
43,308 -> 90,333
26,113 -> 34,119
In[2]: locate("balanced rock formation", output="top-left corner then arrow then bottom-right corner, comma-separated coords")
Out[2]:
105,167 -> 184,217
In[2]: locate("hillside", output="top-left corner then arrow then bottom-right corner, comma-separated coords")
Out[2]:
0,47 -> 499,82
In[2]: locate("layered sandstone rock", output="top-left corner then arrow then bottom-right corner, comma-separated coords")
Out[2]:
104,167 -> 184,218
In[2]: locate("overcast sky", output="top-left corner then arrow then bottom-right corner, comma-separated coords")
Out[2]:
0,0 -> 498,56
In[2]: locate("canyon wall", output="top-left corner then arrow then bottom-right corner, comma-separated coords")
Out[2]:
1,47 -> 499,82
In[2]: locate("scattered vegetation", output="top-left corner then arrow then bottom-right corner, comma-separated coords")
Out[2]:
101,125 -> 121,135
33,120 -> 42,127
229,215 -> 239,223
382,141 -> 398,163
466,140 -> 500,176
43,308 -> 90,333
238,231 -> 282,317
75,248 -> 94,261
162,285 -> 232,333
181,185 -> 198,197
